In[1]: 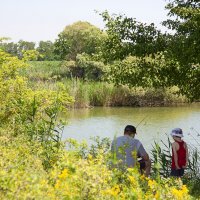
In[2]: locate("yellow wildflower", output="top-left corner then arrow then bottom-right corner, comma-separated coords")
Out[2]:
128,175 -> 136,185
171,188 -> 183,200
148,179 -> 157,190
87,154 -> 93,160
40,179 -> 47,185
55,180 -> 61,189
58,168 -> 69,179
140,174 -> 145,180
102,185 -> 121,197
154,191 -> 160,199
182,185 -> 189,194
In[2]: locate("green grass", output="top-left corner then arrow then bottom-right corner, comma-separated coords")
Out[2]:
21,61 -> 188,108
21,61 -> 66,81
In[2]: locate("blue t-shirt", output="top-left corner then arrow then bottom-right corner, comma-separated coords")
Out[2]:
111,135 -> 147,168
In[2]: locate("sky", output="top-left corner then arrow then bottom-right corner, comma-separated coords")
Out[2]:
0,0 -> 169,43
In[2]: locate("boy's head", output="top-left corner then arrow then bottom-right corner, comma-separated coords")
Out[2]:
171,128 -> 183,138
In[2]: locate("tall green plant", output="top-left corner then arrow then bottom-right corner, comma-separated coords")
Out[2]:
0,48 -> 73,169
151,137 -> 172,178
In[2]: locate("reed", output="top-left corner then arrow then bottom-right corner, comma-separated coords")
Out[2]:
21,61 -> 188,108
30,79 -> 187,108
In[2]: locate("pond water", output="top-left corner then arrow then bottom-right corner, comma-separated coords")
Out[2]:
63,103 -> 200,152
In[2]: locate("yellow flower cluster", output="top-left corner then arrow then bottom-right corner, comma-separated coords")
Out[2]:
171,185 -> 189,200
0,135 -> 193,200
102,185 -> 121,197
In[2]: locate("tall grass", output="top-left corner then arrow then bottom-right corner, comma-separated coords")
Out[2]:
21,61 -> 188,108
31,79 -> 187,108
21,61 -> 65,81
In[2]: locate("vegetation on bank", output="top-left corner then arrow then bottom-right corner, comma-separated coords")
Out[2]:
1,0 -> 199,101
0,135 -> 193,200
0,0 -> 200,199
0,43 -> 199,200
22,61 -> 187,108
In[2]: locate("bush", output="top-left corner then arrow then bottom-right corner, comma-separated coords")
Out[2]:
0,50 -> 73,169
76,53 -> 109,81
0,136 -> 192,200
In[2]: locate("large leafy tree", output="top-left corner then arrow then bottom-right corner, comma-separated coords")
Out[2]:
99,11 -> 169,62
54,21 -> 104,60
163,0 -> 200,65
100,6 -> 200,100
37,40 -> 56,61
163,0 -> 200,100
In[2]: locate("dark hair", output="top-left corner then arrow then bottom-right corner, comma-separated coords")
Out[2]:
124,125 -> 136,134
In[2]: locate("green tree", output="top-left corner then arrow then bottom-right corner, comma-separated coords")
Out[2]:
108,53 -> 177,88
0,42 -> 18,56
54,21 -> 104,60
99,11 -> 168,62
37,40 -> 56,61
163,0 -> 200,100
0,40 -> 36,58
17,40 -> 35,58
163,0 -> 200,65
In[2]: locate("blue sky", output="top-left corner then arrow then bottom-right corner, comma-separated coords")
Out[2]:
0,0 -> 168,43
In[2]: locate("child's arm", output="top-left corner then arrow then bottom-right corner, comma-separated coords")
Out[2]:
172,142 -> 180,169
184,143 -> 189,168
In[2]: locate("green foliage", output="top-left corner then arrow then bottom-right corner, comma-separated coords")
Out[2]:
32,78 -> 187,108
108,53 -> 179,89
0,136 -> 50,199
0,42 -> 18,56
22,49 -> 40,61
163,0 -> 200,65
99,11 -> 168,62
54,21 -> 105,60
151,138 -> 172,178
0,136 -> 192,199
75,53 -> 109,81
22,61 -> 65,81
0,40 -> 35,59
16,40 -> 36,59
0,50 -> 73,169
88,136 -> 111,158
163,0 -> 200,100
23,58 -> 108,82
0,39 -> 59,61
98,8 -> 200,101
37,40 -> 58,61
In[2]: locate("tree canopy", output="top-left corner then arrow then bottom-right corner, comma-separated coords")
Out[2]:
163,0 -> 200,100
99,11 -> 169,62
54,21 -> 105,60
163,0 -> 200,65
37,41 -> 56,61
98,1 -> 200,101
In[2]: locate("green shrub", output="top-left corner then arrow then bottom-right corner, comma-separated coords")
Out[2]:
0,136 -> 192,200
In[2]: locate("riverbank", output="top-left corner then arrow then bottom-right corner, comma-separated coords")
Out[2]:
23,61 -> 188,108
31,80 -> 188,108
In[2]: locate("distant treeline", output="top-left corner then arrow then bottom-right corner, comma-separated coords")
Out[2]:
0,40 -> 58,61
